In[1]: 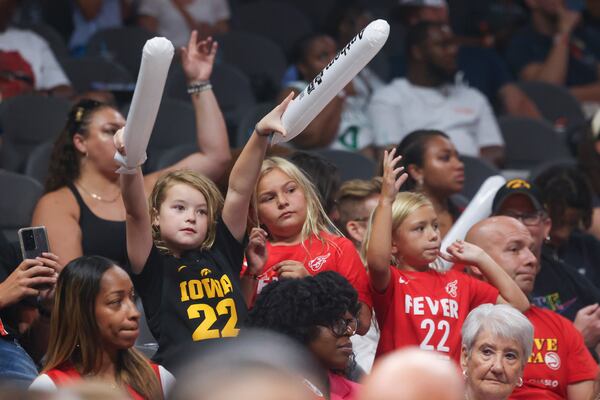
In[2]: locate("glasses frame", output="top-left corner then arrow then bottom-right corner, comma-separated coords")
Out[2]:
328,316 -> 358,337
502,210 -> 546,226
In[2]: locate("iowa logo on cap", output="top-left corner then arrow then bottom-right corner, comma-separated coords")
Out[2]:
506,179 -> 531,189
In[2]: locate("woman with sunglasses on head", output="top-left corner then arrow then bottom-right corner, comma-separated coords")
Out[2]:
246,271 -> 361,400
31,31 -> 231,268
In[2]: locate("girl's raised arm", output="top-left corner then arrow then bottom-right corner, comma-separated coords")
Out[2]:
116,131 -> 153,274
442,240 -> 530,312
367,149 -> 407,292
222,93 -> 294,242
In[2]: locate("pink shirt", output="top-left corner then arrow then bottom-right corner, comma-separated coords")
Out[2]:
329,371 -> 361,400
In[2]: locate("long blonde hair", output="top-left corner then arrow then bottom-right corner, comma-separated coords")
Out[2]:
251,157 -> 341,244
361,191 -> 433,265
44,256 -> 162,399
149,169 -> 224,253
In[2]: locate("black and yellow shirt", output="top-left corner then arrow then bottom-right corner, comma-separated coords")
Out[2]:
132,219 -> 247,371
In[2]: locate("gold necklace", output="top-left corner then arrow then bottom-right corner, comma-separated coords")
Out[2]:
76,183 -> 121,203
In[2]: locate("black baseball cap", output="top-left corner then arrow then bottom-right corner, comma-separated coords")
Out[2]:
492,178 -> 545,214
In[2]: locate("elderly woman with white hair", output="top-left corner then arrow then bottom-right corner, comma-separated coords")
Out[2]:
461,304 -> 534,400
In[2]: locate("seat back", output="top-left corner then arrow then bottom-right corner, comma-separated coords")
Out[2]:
0,95 -> 70,172
313,149 -> 376,182
0,170 -> 43,241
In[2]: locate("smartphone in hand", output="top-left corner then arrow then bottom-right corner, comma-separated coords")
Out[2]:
18,226 -> 49,260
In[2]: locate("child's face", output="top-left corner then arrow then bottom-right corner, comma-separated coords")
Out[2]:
256,169 -> 307,241
155,183 -> 209,255
392,205 -> 441,268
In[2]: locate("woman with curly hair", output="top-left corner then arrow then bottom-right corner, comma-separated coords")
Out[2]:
246,271 -> 361,400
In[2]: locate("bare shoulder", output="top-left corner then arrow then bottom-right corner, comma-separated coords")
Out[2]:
33,187 -> 79,221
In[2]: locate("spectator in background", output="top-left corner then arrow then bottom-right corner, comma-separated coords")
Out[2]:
0,244 -> 60,387
393,0 -> 541,119
138,0 -> 229,48
246,272 -> 362,400
31,32 -> 231,267
278,32 -> 380,157
0,0 -> 72,99
578,112 -> 600,240
29,256 -> 174,399
492,178 -> 600,352
461,304 -> 534,400
369,22 -> 505,167
359,347 -> 464,400
396,129 -> 465,238
335,178 -> 381,250
466,216 -> 597,400
507,0 -> 600,105
290,152 -> 341,218
534,166 -> 600,290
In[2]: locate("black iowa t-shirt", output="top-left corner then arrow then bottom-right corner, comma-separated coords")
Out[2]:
132,219 -> 247,371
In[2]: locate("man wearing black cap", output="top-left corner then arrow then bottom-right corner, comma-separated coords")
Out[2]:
492,178 -> 600,351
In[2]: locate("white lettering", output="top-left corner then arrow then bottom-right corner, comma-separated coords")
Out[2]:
405,295 -> 459,319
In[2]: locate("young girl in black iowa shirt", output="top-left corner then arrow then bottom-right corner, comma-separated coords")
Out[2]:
116,94 -> 294,372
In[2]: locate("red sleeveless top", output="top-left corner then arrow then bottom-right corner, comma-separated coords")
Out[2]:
44,362 -> 162,400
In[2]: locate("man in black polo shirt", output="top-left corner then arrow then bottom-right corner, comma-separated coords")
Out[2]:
492,178 -> 600,352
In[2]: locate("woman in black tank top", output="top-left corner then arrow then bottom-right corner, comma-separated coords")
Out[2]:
31,32 -> 231,267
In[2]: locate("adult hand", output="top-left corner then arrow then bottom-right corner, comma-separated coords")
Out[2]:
574,303 -> 600,348
245,228 -> 268,277
273,260 -> 310,279
181,30 -> 217,83
35,253 -> 61,312
381,148 -> 407,204
0,259 -> 57,310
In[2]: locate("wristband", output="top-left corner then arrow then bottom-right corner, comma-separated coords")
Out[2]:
187,80 -> 212,95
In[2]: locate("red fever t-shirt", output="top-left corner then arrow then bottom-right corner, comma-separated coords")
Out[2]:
510,306 -> 598,400
372,267 -> 499,362
256,232 -> 372,308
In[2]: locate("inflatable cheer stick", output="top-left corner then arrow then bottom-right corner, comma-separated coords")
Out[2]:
432,175 -> 506,271
272,19 -> 389,145
114,37 -> 174,173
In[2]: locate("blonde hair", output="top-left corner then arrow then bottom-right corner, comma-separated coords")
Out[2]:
361,191 -> 433,265
335,178 -> 382,237
149,170 -> 224,252
251,157 -> 341,243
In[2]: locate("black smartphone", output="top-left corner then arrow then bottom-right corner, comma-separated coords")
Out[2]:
18,226 -> 50,260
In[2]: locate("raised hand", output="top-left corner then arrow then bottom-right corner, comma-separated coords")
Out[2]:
245,228 -> 268,277
381,148 -> 407,203
113,127 -> 126,156
255,92 -> 294,137
181,30 -> 218,83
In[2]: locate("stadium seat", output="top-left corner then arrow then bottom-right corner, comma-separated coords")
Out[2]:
313,149 -> 377,182
460,155 -> 501,200
24,141 -> 54,185
61,56 -> 134,94
0,170 -> 43,241
498,116 -> 571,170
0,94 -> 70,172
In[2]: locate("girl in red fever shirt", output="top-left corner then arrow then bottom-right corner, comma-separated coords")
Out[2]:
364,149 -> 529,361
246,156 -> 372,334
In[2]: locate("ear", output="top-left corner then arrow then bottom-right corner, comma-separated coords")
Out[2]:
542,215 -> 552,238
152,208 -> 160,227
407,164 -> 423,183
346,221 -> 364,245
460,345 -> 469,371
72,133 -> 87,155
391,239 -> 399,255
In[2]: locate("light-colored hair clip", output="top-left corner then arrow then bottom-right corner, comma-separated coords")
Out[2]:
75,107 -> 85,123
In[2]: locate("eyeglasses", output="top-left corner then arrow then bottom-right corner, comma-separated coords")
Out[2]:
502,211 -> 545,226
329,317 -> 358,337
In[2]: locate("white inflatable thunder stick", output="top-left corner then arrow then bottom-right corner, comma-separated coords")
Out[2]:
272,19 -> 390,144
433,175 -> 506,271
114,37 -> 174,173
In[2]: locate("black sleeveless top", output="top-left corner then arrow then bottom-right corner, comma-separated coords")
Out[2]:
67,183 -> 128,267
